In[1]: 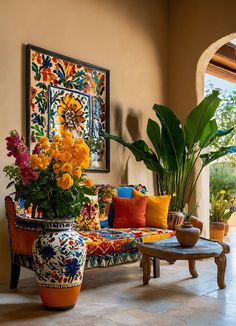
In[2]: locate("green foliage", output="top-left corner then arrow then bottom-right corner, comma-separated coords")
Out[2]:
205,84 -> 236,154
105,91 -> 236,211
210,162 -> 236,200
210,190 -> 233,223
3,164 -> 21,188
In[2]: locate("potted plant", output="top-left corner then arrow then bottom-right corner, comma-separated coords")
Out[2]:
210,190 -> 234,241
104,91 -> 236,243
4,130 -> 92,310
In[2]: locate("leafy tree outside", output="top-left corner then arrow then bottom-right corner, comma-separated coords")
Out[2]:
205,78 -> 236,205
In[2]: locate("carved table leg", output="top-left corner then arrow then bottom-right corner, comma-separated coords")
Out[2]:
142,255 -> 151,285
215,254 -> 227,289
188,259 -> 198,278
153,257 -> 160,278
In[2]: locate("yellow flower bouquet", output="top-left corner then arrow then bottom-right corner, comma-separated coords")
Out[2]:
4,130 -> 92,219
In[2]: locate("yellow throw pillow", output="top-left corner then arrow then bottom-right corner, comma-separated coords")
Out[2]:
132,190 -> 171,229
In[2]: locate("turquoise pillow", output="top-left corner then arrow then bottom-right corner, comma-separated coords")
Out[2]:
117,186 -> 135,198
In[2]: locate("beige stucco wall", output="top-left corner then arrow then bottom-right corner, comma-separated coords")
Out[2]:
0,0 -> 168,284
168,0 -> 236,236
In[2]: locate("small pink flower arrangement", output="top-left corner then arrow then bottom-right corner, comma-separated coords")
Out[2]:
6,130 -> 38,184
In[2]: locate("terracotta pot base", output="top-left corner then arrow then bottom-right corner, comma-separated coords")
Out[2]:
224,223 -> 229,236
210,222 -> 224,242
43,304 -> 75,311
39,285 -> 81,310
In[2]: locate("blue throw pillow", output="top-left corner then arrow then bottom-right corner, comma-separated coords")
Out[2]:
117,186 -> 135,198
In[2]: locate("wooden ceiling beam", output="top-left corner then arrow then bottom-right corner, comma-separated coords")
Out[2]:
206,42 -> 236,83
206,63 -> 236,84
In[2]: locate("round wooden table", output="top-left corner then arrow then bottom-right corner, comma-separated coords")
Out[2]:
137,237 -> 230,289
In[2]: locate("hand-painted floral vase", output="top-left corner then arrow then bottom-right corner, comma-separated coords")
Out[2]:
32,218 -> 86,310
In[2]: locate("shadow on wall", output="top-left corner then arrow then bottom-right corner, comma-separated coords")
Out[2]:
126,108 -> 141,141
113,104 -> 123,137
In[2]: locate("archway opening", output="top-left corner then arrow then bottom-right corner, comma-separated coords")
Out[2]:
205,39 -> 236,235
196,34 -> 236,237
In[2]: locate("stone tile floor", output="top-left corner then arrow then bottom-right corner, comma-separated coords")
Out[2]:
1,228 -> 236,325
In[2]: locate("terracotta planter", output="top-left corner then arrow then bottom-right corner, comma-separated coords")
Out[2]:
175,222 -> 200,247
189,216 -> 203,235
210,222 -> 224,242
32,218 -> 86,310
224,222 -> 229,236
167,211 -> 185,230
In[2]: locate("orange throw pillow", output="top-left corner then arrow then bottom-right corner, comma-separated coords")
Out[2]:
132,190 -> 171,229
113,196 -> 147,228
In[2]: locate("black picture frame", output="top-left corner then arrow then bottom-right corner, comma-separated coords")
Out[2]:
26,44 -> 110,172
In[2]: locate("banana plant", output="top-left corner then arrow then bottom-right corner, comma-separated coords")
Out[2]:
104,91 -> 236,211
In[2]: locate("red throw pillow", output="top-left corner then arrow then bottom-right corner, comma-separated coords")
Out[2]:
113,196 -> 147,228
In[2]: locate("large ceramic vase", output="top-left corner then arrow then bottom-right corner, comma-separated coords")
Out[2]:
32,218 -> 86,311
175,222 -> 200,247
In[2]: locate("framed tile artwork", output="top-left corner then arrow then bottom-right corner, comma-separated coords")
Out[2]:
26,44 -> 110,172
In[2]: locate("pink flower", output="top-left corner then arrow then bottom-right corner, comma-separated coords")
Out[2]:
32,143 -> 41,155
30,170 -> 39,181
5,130 -> 38,185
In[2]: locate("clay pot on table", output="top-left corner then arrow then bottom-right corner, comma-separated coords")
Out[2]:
175,222 -> 200,247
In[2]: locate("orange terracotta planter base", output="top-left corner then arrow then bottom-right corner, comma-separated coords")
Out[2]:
210,223 -> 224,242
39,285 -> 81,310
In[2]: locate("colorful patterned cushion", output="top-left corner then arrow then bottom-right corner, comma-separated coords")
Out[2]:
75,195 -> 100,230
78,229 -> 137,256
167,212 -> 185,230
118,227 -> 175,242
77,227 -> 175,257
93,185 -> 117,228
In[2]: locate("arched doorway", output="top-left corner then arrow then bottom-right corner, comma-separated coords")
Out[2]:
196,33 -> 236,237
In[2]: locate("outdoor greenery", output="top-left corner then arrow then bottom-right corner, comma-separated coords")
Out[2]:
105,91 -> 236,213
206,80 -> 236,220
205,83 -> 236,161
210,162 -> 236,201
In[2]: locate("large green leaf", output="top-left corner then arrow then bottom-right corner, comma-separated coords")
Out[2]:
199,119 -> 218,148
104,132 -> 164,175
152,104 -> 185,171
147,119 -> 161,157
216,127 -> 234,137
200,145 -> 236,166
184,91 -> 221,150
